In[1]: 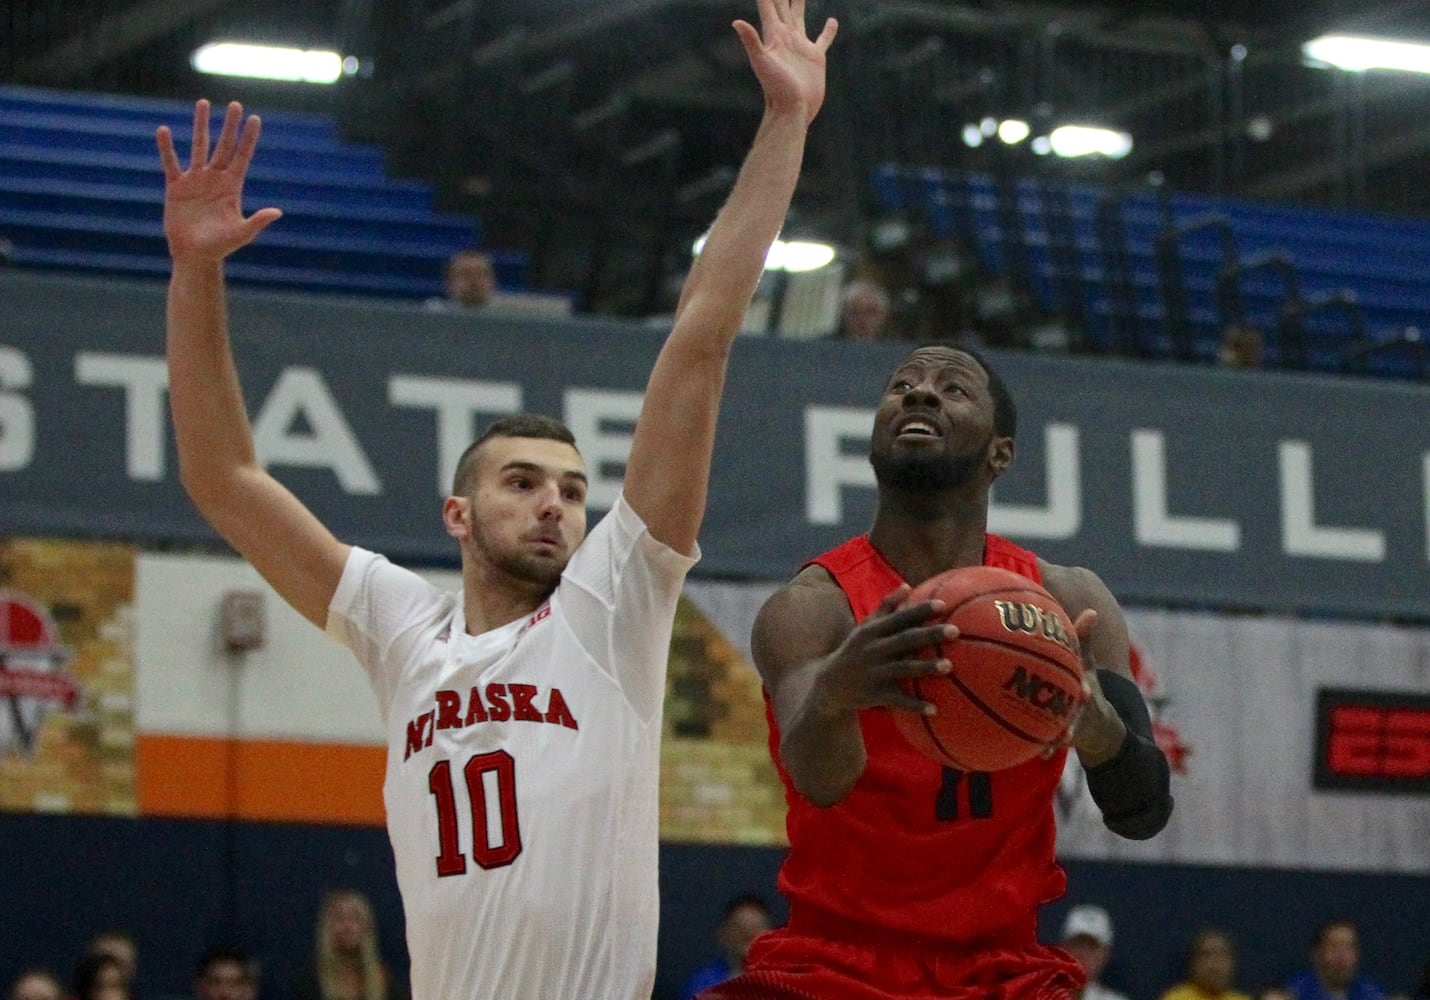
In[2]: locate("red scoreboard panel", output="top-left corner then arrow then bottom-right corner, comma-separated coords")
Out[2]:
1314,688 -> 1430,794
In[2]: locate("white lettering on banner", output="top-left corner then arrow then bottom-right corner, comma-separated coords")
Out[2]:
389,376 -> 522,496
1279,441 -> 1384,561
0,346 -> 35,472
805,406 -> 875,525
1131,429 -> 1240,551
74,353 -> 169,481
989,424 -> 1081,539
563,389 -> 643,513
1424,453 -> 1430,564
252,368 -> 381,494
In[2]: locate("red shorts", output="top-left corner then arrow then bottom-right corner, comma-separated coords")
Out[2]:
696,913 -> 1084,1000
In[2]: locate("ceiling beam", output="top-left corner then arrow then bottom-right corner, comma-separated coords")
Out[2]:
1246,122 -> 1430,199
18,0 -> 235,83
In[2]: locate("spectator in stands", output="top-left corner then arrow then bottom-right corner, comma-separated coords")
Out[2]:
1160,928 -> 1250,1000
1286,920 -> 1387,1000
7,970 -> 62,1000
1059,905 -> 1130,1000
437,247 -> 498,310
835,278 -> 896,341
1219,323 -> 1265,368
1258,989 -> 1295,1000
70,954 -> 129,1000
680,894 -> 774,1000
292,889 -> 408,1000
86,932 -> 138,995
192,947 -> 256,1000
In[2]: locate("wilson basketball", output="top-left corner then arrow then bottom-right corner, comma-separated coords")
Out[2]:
893,566 -> 1086,771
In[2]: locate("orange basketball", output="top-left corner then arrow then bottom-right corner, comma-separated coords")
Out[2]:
893,566 -> 1086,771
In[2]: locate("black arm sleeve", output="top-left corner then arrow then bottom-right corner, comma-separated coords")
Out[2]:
1083,670 -> 1174,840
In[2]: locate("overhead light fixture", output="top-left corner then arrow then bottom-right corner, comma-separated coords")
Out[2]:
961,123 -> 984,148
691,236 -> 836,273
1048,125 -> 1133,159
998,119 -> 1030,144
1302,34 -> 1430,74
191,42 -> 350,83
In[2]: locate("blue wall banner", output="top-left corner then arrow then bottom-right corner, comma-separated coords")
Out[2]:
3,270 -> 1429,619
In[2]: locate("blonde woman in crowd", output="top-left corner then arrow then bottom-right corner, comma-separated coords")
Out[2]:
292,891 -> 408,1000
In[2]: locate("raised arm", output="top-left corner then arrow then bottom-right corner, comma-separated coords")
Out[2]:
753,571 -> 954,806
621,0 -> 837,554
159,100 -> 350,628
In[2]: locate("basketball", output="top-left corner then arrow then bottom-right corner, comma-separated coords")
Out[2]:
892,566 -> 1086,771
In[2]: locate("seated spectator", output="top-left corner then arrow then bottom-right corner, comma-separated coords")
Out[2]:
835,279 -> 896,342
192,947 -> 256,1000
1219,324 -> 1265,368
86,930 -> 138,993
293,889 -> 409,1000
430,248 -> 497,311
1058,905 -> 1130,1000
680,894 -> 773,1000
1160,928 -> 1250,1000
71,954 -> 129,1000
7,970 -> 62,1000
1286,920 -> 1386,1000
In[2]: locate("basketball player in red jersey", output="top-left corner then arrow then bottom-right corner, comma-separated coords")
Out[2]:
702,344 -> 1173,1000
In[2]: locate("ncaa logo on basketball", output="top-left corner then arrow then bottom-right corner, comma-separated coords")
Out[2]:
0,590 -> 79,758
993,599 -> 1075,653
1001,664 -> 1076,719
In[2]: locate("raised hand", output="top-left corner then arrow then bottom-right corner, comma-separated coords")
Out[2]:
156,99 -> 282,263
733,0 -> 838,125
813,585 -> 956,718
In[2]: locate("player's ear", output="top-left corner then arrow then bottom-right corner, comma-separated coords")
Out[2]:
443,495 -> 472,540
989,436 -> 1014,479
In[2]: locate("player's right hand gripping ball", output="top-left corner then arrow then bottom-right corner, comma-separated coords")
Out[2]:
894,566 -> 1086,771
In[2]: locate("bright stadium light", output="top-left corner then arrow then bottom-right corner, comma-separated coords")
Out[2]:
191,42 -> 348,83
1049,125 -> 1133,159
691,236 -> 835,273
1302,34 -> 1430,74
998,119 -> 1031,144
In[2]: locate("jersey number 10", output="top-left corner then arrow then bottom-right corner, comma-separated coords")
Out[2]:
428,752 -> 523,875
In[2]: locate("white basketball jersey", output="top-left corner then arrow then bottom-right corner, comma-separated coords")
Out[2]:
327,496 -> 697,1000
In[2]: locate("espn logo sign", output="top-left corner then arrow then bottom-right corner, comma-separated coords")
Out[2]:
1313,688 -> 1430,794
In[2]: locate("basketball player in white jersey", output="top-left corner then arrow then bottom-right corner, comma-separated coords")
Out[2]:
156,1 -> 836,996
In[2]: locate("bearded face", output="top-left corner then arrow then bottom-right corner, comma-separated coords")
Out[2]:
870,437 -> 988,493
868,347 -> 1008,496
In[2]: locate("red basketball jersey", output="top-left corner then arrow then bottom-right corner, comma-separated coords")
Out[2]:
767,534 -> 1068,944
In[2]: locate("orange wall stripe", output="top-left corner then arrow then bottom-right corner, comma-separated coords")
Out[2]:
136,734 -> 387,826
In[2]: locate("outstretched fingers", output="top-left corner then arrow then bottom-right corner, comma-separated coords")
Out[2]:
210,101 -> 244,170
156,126 -> 182,180
232,113 -> 264,173
190,99 -> 211,171
813,16 -> 838,51
242,207 -> 284,242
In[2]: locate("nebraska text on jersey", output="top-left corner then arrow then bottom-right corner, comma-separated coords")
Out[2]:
404,683 -> 579,760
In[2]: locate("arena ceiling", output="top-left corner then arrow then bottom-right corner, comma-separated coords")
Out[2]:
5,0 -> 1429,311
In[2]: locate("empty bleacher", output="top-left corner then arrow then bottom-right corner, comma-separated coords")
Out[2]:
0,84 -> 530,300
872,164 -> 1430,379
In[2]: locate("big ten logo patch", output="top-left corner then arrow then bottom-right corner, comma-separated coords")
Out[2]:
0,590 -> 78,758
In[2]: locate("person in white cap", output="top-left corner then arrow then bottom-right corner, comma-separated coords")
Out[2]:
1060,905 -> 1131,1000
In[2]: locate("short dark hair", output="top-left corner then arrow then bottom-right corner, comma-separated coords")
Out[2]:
1313,919 -> 1357,949
902,343 -> 1018,440
70,954 -> 124,1000
445,246 -> 491,275
721,893 -> 771,921
196,946 -> 252,979
452,414 -> 579,495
